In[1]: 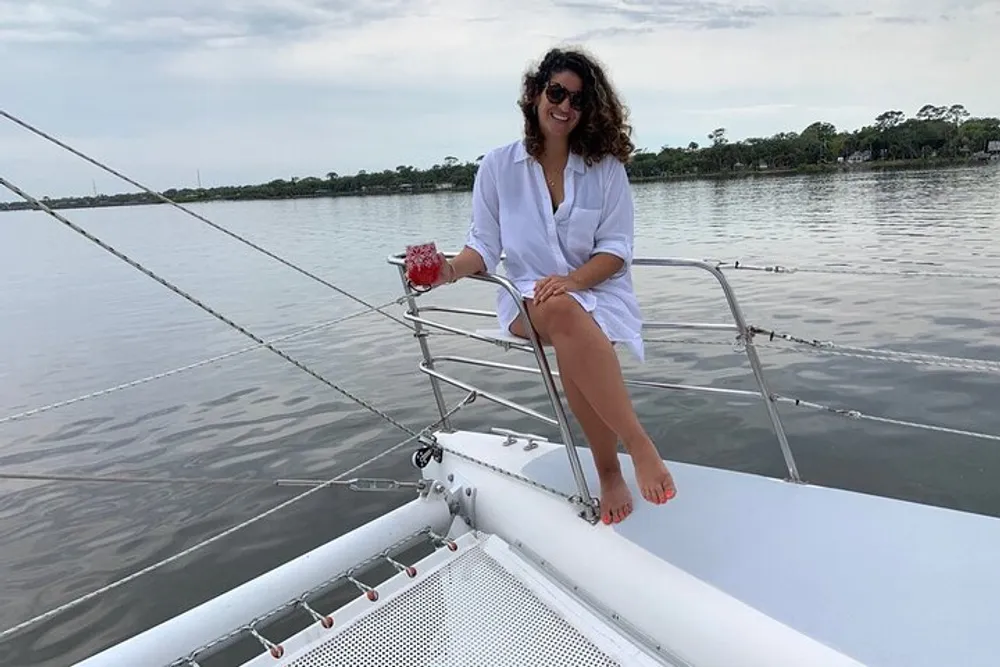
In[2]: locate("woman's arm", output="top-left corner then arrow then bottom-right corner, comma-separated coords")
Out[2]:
441,151 -> 501,284
571,159 -> 634,287
568,253 -> 625,289
440,245 -> 487,283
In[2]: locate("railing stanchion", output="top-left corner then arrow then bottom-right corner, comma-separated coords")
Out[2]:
396,265 -> 452,431
664,260 -> 802,483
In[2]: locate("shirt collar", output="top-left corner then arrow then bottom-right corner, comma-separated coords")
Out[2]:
514,139 -> 586,174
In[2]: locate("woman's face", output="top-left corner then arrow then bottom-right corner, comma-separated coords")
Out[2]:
536,69 -> 586,141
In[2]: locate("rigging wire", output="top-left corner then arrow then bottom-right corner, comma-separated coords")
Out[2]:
0,391 -> 474,644
0,435 -> 417,644
711,259 -> 1000,281
0,295 -> 409,426
640,331 -> 1000,375
0,175 -> 418,439
0,108 -> 414,332
748,325 -> 1000,373
773,393 -> 1000,443
0,471 -> 420,489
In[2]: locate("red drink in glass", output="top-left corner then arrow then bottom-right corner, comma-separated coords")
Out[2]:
405,242 -> 443,286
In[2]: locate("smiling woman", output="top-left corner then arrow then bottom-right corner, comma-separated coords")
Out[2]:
422,46 -> 676,527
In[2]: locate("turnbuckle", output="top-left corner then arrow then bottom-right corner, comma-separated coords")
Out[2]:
347,478 -> 424,492
274,477 -> 425,491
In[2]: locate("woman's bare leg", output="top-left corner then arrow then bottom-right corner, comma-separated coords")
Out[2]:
515,316 -> 633,524
510,295 -> 676,510
561,373 -> 635,524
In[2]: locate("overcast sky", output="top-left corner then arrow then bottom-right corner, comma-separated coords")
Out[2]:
1,0 -> 997,198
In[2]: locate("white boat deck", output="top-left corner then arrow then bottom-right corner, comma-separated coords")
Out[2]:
520,442 -> 1000,667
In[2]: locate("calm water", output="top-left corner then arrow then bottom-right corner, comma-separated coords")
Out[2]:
1,166 -> 999,666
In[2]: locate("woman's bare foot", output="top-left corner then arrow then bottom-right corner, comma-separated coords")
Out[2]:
629,440 -> 677,505
598,469 -> 634,525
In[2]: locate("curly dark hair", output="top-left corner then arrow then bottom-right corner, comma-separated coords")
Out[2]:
518,47 -> 635,165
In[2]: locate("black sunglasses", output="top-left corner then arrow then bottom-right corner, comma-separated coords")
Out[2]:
545,82 -> 587,111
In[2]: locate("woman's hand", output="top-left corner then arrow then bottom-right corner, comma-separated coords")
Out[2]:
534,274 -> 581,304
431,254 -> 456,287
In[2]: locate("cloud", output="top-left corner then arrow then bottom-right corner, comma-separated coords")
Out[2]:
554,0 -> 778,31
0,0 -> 428,50
1,0 -> 997,198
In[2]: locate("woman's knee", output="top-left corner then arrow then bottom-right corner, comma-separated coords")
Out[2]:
530,295 -> 584,337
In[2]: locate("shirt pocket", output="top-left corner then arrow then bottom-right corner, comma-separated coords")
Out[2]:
566,207 -> 602,258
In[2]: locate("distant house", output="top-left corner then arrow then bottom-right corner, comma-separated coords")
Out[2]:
987,140 -> 1000,153
847,150 -> 872,163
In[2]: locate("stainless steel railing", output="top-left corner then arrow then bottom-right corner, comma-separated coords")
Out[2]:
386,253 -> 802,521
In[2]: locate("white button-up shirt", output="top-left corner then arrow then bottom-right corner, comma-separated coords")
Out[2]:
464,139 -> 645,361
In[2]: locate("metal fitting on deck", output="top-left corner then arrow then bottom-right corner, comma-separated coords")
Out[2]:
428,530 -> 459,552
385,554 -> 418,578
247,625 -> 283,659
346,573 -> 379,601
299,599 -> 335,629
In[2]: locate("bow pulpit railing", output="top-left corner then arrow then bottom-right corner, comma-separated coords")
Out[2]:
386,252 -> 802,524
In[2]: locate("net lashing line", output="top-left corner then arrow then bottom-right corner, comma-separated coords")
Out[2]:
165,527 -> 463,667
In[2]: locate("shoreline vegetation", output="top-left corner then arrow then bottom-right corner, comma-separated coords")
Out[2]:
3,104 -> 998,213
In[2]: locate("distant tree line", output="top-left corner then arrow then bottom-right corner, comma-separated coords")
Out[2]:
3,104 -> 997,212
629,104 -> 998,179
